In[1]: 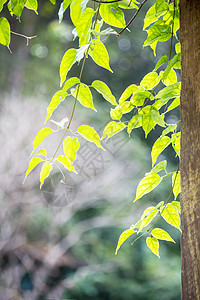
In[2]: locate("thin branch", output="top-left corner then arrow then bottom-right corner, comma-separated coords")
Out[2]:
11,31 -> 37,46
169,0 -> 176,60
117,0 -> 148,36
91,0 -> 123,3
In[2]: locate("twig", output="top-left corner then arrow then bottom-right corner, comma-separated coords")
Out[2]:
11,31 -> 37,46
91,0 -> 123,3
117,0 -> 148,36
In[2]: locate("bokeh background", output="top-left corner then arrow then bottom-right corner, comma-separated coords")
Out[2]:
0,1 -> 181,299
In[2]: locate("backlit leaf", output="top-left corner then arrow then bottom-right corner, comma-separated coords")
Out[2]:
89,40 -> 113,73
63,136 -> 79,164
172,132 -> 180,157
71,83 -> 96,111
56,155 -> 77,173
151,228 -> 175,243
40,161 -> 53,188
162,68 -> 177,86
148,160 -> 167,175
146,237 -> 160,258
151,136 -> 171,166
119,84 -> 141,104
167,97 -> 180,112
138,207 -> 158,232
155,55 -> 167,70
70,0 -> 82,26
58,0 -> 73,22
25,0 -> 38,14
0,17 -> 10,46
25,157 -> 43,180
45,90 -> 68,123
130,91 -> 152,106
127,114 -> 142,135
100,3 -> 126,28
140,106 -> 156,137
8,0 -> 25,18
110,107 -> 122,120
115,229 -> 135,255
59,48 -> 77,86
102,121 -> 126,140
140,72 -> 161,90
171,201 -> 181,213
161,204 -> 181,231
91,80 -> 117,105
77,125 -> 104,149
33,128 -> 54,150
172,171 -> 180,199
76,8 -> 94,46
134,174 -> 162,202
151,107 -> 165,127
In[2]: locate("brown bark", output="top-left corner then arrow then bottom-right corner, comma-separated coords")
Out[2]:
180,0 -> 200,299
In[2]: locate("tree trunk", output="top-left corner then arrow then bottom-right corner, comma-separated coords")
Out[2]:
180,0 -> 200,299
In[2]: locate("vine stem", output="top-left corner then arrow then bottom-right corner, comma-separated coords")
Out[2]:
117,0 -> 148,36
169,0 -> 176,60
51,4 -> 101,162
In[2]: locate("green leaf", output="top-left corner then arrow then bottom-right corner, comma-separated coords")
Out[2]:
45,90 -> 67,123
63,136 -> 79,164
134,174 -> 162,202
171,201 -> 181,213
143,1 -> 168,29
146,237 -> 160,258
88,40 -> 113,73
162,68 -> 177,86
151,228 -> 175,243
151,107 -> 165,128
172,132 -> 180,157
100,3 -> 126,28
70,0 -> 82,26
138,206 -> 158,232
25,157 -> 43,180
8,0 -> 25,18
140,72 -> 161,90
155,82 -> 181,103
172,171 -> 180,199
118,101 -> 134,114
76,8 -> 94,46
151,136 -> 171,166
33,128 -> 54,151
155,55 -> 168,70
91,80 -> 117,105
140,106 -> 156,137
0,0 -> 7,12
0,17 -> 10,46
110,107 -> 122,120
167,97 -> 180,112
58,0 -> 73,22
71,83 -> 96,111
40,161 -> 53,188
25,0 -> 38,14
130,91 -> 152,106
118,0 -> 138,10
37,149 -> 47,157
161,203 -> 181,231
119,84 -> 141,104
162,124 -> 177,136
148,160 -> 167,175
102,121 -> 126,140
115,229 -> 135,255
127,114 -> 142,135
59,48 -> 77,86
77,125 -> 104,149
45,77 -> 80,122
144,21 -> 171,48
56,155 -> 77,173
175,42 -> 181,54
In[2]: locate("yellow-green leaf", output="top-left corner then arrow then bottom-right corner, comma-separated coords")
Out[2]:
151,107 -> 165,128
162,68 -> 177,86
0,17 -> 10,46
77,125 -> 104,149
151,228 -> 175,243
40,161 -> 53,188
119,84 -> 141,104
127,114 -> 142,135
171,201 -> 181,213
161,204 -> 181,231
151,136 -> 171,167
172,132 -> 180,157
56,155 -> 77,173
110,107 -> 122,120
140,105 -> 156,137
25,0 -> 38,14
134,174 -> 162,202
88,40 -> 113,73
25,157 -> 43,180
115,229 -> 135,255
146,237 -> 160,258
130,91 -> 152,106
100,3 -> 126,28
172,171 -> 180,199
140,72 -> 161,90
167,97 -> 180,112
76,8 -> 94,46
138,207 -> 158,232
33,128 -> 54,150
91,80 -> 117,105
102,121 -> 126,140
59,48 -> 77,86
70,0 -> 82,26
63,136 -> 79,164
71,83 -> 96,111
